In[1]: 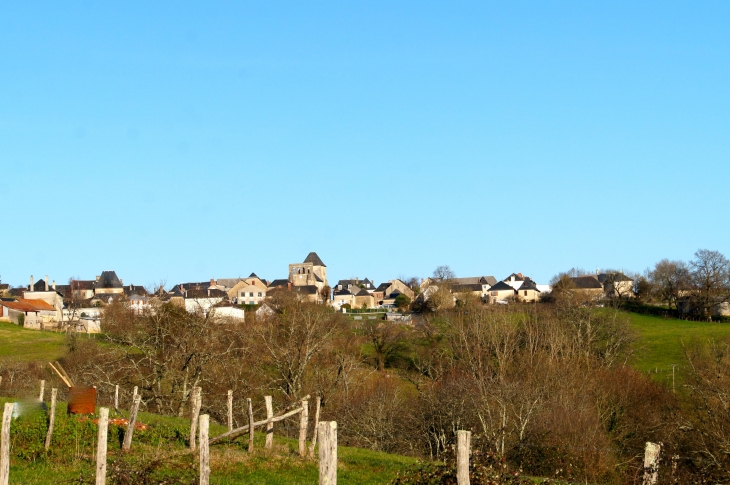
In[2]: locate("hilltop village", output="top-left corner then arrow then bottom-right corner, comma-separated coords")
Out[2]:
0,251 -> 644,333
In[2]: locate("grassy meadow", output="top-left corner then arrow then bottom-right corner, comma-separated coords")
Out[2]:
0,322 -> 68,362
625,312 -> 730,372
0,396 -> 417,485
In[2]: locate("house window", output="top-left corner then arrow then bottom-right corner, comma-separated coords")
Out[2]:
524,291 -> 528,296
249,292 -> 254,297
491,291 -> 497,296
258,292 -> 262,297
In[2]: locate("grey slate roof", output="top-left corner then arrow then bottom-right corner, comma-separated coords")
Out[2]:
517,279 -> 540,291
597,272 -> 633,284
303,252 -> 326,267
268,279 -> 290,288
294,285 -> 319,295
452,283 -> 484,293
123,285 -> 149,296
97,271 -> 123,289
571,276 -> 603,289
488,281 -> 516,292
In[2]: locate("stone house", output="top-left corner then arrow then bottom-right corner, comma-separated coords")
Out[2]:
570,275 -> 605,299
487,281 -> 517,303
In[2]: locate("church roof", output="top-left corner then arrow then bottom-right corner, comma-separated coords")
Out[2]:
97,271 -> 123,289
303,252 -> 326,267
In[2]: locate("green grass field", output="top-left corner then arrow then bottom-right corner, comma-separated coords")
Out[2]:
625,311 -> 730,376
0,396 -> 417,485
0,322 -> 68,362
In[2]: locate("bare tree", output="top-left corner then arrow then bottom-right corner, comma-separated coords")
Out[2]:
255,292 -> 344,399
432,265 -> 456,283
689,249 -> 730,320
362,321 -> 410,371
648,259 -> 690,310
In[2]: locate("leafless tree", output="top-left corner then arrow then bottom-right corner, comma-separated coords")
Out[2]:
362,320 -> 410,371
648,259 -> 691,310
432,265 -> 456,282
689,249 -> 730,320
254,292 -> 344,399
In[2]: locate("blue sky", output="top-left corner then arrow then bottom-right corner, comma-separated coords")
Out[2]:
1,1 -> 729,289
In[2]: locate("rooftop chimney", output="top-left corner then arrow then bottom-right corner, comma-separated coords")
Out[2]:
45,275 -> 49,291
95,276 -> 100,282
210,278 -> 215,286
52,280 -> 56,290
120,279 -> 123,286
30,275 -> 34,291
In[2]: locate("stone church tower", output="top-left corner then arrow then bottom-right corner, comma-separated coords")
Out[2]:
288,252 -> 328,291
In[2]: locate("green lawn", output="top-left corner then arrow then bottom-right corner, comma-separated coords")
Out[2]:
0,322 -> 68,362
625,311 -> 730,373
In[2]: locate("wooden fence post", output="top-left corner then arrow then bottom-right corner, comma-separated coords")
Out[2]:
308,396 -> 321,458
44,388 -> 58,450
227,390 -> 233,432
199,414 -> 210,485
299,400 -> 309,457
318,421 -> 337,485
114,385 -> 119,412
95,407 -> 109,485
39,380 -> 45,401
1,402 -> 14,485
122,394 -> 141,451
190,387 -> 202,451
132,386 -> 138,403
247,398 -> 254,453
264,396 -> 274,449
642,442 -> 661,485
457,430 -> 471,485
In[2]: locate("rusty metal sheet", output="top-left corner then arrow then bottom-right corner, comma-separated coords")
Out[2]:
67,387 -> 97,414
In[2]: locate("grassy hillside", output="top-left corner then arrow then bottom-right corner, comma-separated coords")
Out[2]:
625,311 -> 730,373
0,396 -> 417,485
0,322 -> 68,362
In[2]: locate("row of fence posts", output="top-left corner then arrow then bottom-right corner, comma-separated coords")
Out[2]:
0,380 -> 665,485
0,381 -> 339,485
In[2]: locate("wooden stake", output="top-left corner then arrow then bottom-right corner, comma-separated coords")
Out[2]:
299,400 -> 309,457
309,396 -> 321,458
247,398 -> 254,453
190,387 -> 202,451
642,442 -> 661,485
132,386 -> 138,403
39,380 -> 45,401
114,385 -> 119,412
53,361 -> 74,387
122,395 -> 141,451
44,388 -> 58,450
199,414 -> 210,485
264,396 -> 274,449
95,407 -> 109,485
227,390 -> 233,432
457,430 -> 471,485
318,421 -> 337,485
209,394 -> 310,445
47,362 -> 72,388
1,402 -> 14,485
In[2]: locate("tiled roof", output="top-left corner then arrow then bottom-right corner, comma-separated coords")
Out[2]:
303,252 -> 326,267
97,271 -> 123,289
487,281 -> 515,292
0,299 -> 55,312
571,276 -> 603,289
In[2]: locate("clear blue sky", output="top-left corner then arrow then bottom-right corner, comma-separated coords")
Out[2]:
2,1 -> 729,289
